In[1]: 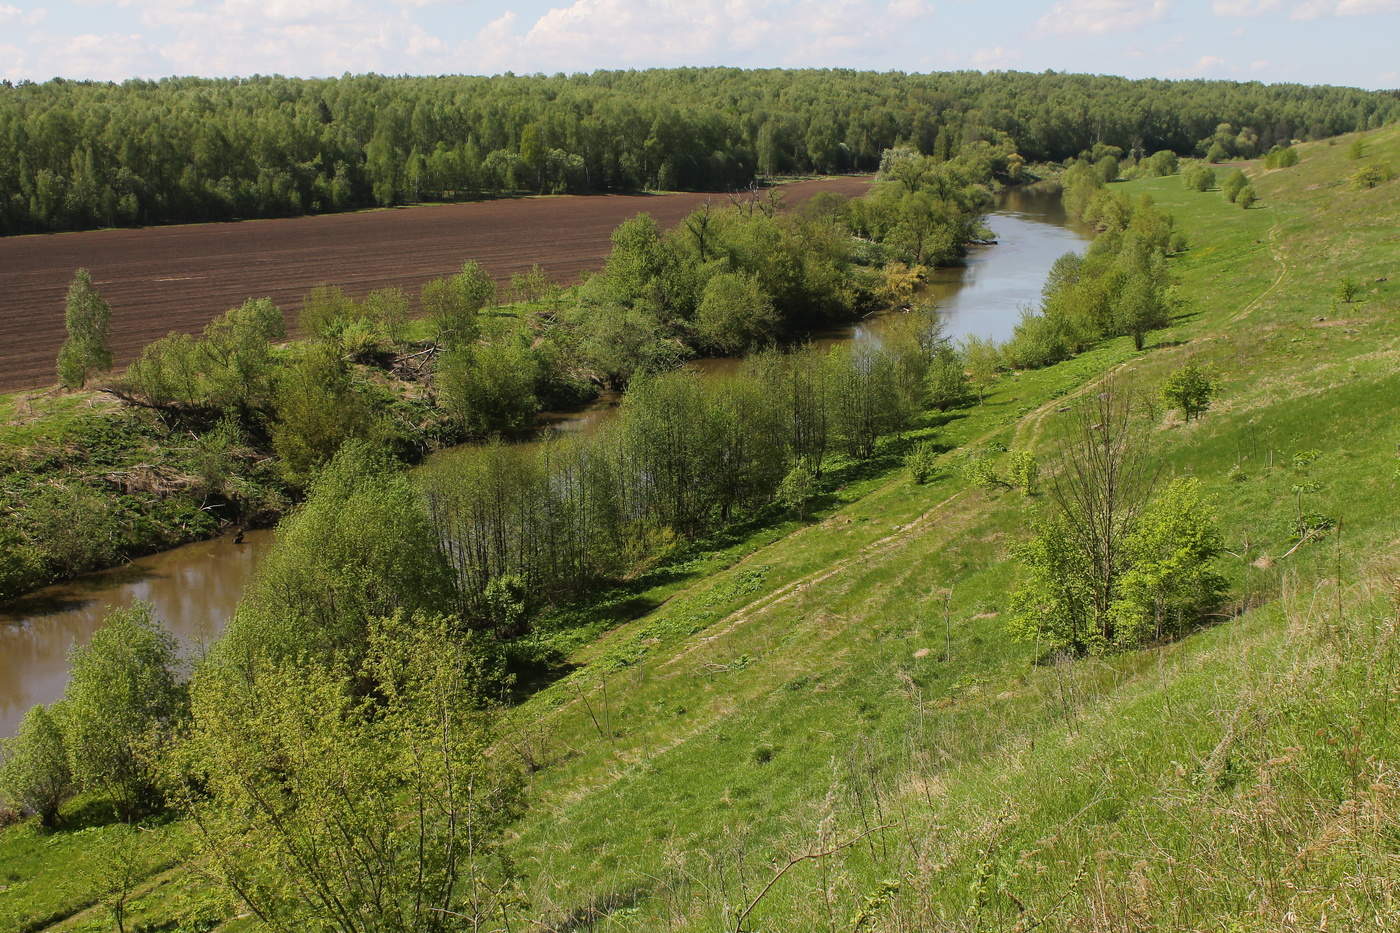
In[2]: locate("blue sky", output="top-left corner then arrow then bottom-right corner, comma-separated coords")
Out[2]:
1,0 -> 1396,89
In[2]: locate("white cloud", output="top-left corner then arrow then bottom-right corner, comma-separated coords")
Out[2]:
1211,0 -> 1279,14
465,0 -> 934,74
1250,58 -> 1270,69
0,3 -> 47,24
971,45 -> 1022,68
1292,0 -> 1400,17
1035,0 -> 1170,34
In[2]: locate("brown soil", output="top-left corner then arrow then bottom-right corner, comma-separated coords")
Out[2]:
0,177 -> 871,393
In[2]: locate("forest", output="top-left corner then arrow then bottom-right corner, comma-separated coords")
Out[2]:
2,67 -> 1397,234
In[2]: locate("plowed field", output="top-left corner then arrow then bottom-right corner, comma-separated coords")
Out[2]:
0,176 -> 871,393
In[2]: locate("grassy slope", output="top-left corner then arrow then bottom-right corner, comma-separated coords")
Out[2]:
504,130 -> 1400,929
2,131 -> 1396,931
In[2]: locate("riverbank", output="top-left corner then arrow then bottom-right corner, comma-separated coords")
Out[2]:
0,191 -> 1089,737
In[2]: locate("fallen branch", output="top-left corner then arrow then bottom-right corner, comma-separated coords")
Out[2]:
733,823 -> 893,932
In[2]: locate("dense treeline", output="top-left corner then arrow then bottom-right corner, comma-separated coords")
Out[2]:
2,68 -> 1395,233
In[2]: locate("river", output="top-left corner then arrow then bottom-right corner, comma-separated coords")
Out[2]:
0,189 -> 1088,737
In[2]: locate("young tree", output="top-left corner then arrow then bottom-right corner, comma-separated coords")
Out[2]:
220,442 -> 456,668
962,335 -> 1002,402
183,613 -> 524,933
436,339 -> 540,437
1110,478 -> 1227,645
423,261 -> 494,350
1007,381 -> 1225,654
1237,185 -> 1257,209
62,604 -> 183,819
926,343 -> 970,410
57,268 -> 113,388
0,704 -> 72,828
1113,271 -> 1171,350
1008,380 -> 1155,654
1221,169 -> 1248,203
695,271 -> 780,353
1160,362 -> 1219,421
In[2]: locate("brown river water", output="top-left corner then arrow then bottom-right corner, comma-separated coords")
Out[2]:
0,189 -> 1088,737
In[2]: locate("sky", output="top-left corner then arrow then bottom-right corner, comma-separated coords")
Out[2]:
0,0 -> 1396,89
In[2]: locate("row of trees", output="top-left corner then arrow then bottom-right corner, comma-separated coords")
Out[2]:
3,69 -> 1394,233
1003,189 -> 1182,369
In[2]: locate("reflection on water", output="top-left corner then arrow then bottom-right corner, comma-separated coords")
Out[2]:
0,531 -> 273,736
0,189 -> 1088,737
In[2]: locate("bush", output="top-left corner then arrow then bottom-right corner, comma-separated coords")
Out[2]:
926,344 -> 970,409
1350,163 -> 1394,189
907,441 -> 941,485
777,459 -> 819,518
1184,166 -> 1215,191
1007,450 -> 1039,495
436,339 -> 541,437
695,271 -> 779,353
0,704 -> 71,828
1160,362 -> 1219,422
62,603 -> 184,819
1146,150 -> 1178,177
1222,169 -> 1248,203
1237,185 -> 1257,209
0,523 -> 43,603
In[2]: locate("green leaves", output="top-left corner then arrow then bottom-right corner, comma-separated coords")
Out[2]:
57,268 -> 113,389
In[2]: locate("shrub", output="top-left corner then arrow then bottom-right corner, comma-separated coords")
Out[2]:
1350,163 -> 1394,189
907,441 -> 941,485
1222,169 -> 1249,203
62,603 -> 184,819
1146,150 -> 1178,176
1237,186 -> 1257,209
436,339 -> 541,437
926,344 -> 970,409
1184,166 -> 1215,192
1336,278 -> 1361,303
1160,362 -> 1219,422
777,459 -> 819,519
1007,450 -> 1039,495
0,704 -> 71,828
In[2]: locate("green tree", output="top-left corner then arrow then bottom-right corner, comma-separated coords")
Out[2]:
1006,381 -> 1156,654
695,271 -> 779,353
1007,450 -> 1040,495
57,268 -> 113,388
1160,362 -> 1219,422
270,343 -> 378,486
926,344 -> 970,410
1113,271 -> 1171,350
220,442 -> 455,667
436,340 -> 540,437
1221,169 -> 1248,203
1110,478 -> 1227,645
776,459 -> 819,518
0,704 -> 72,828
423,261 -> 494,350
962,335 -> 1002,402
62,603 -> 183,820
1237,185 -> 1257,209
1184,166 -> 1215,192
183,613 -> 524,933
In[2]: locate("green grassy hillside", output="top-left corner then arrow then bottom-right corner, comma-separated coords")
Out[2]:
503,129 -> 1400,929
3,127 -> 1397,932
